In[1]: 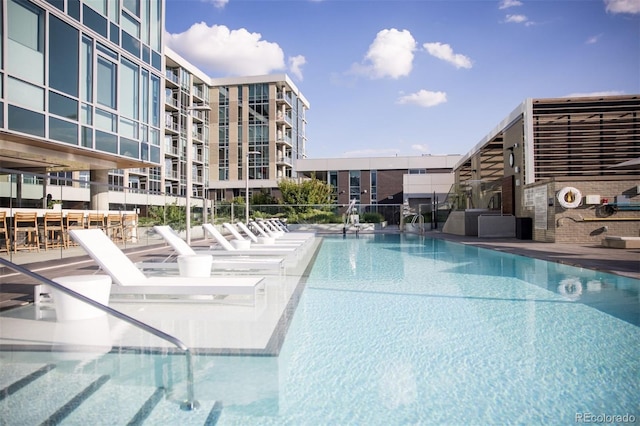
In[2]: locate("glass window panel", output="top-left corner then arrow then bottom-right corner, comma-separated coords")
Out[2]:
120,137 -> 139,159
108,0 -> 119,23
95,108 -> 116,132
121,31 -> 140,58
141,69 -> 149,124
149,0 -> 161,51
84,0 -> 106,15
49,15 -> 79,96
0,102 -> 3,128
120,58 -> 138,119
96,57 -> 116,109
81,36 -> 93,102
119,117 -> 137,139
123,0 -> 140,17
7,77 -> 43,110
45,0 -> 64,11
151,50 -> 161,71
7,0 -> 44,84
82,4 -> 107,38
151,74 -> 160,126
49,117 -> 78,145
150,128 -> 159,146
150,145 -> 160,163
8,105 -> 45,137
121,11 -> 140,38
141,143 -> 149,161
96,42 -> 117,59
49,91 -> 78,120
140,0 -> 149,45
68,0 -> 80,20
142,45 -> 150,64
81,103 -> 92,125
109,22 -> 119,45
81,126 -> 93,148
95,130 -> 117,153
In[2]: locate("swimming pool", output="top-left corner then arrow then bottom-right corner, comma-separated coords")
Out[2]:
1,233 -> 638,424
212,233 -> 639,424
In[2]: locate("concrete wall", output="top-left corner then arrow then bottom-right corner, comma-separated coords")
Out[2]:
478,215 -> 516,238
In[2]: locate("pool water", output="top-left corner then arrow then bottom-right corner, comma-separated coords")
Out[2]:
211,234 -> 639,424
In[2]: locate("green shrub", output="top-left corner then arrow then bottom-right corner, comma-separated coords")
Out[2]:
361,212 -> 385,223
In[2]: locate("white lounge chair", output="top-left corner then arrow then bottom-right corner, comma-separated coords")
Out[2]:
69,229 -> 265,302
250,221 -> 313,242
151,225 -> 284,271
223,222 -> 302,248
264,219 -> 315,239
202,223 -> 298,256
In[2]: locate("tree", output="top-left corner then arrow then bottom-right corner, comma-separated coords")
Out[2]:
278,178 -> 333,213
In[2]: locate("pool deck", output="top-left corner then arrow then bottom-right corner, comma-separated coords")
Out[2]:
0,229 -> 637,355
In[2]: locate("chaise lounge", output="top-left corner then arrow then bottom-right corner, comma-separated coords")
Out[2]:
69,229 -> 265,302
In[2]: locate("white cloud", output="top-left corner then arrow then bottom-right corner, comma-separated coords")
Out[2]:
423,42 -> 473,69
604,0 -> 640,14
505,14 -> 528,23
288,55 -> 306,80
586,34 -> 602,44
165,23 -> 286,76
350,29 -> 417,79
563,90 -> 626,97
205,0 -> 229,9
396,90 -> 447,108
499,0 -> 523,9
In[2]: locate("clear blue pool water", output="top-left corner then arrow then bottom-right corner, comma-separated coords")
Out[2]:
210,234 -> 639,425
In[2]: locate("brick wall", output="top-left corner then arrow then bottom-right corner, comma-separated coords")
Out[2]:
550,179 -> 639,243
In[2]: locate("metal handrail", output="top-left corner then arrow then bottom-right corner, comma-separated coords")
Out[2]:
0,258 -> 200,411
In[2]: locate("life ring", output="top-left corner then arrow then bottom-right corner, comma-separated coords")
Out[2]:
557,187 -> 582,209
558,277 -> 583,301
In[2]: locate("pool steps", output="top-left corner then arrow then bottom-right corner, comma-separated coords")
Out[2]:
0,362 -> 221,424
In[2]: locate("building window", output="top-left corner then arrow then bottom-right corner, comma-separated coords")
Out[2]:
97,56 -> 117,109
49,15 -> 79,97
371,170 -> 377,204
349,170 -> 361,203
7,0 -> 45,85
49,172 -> 72,186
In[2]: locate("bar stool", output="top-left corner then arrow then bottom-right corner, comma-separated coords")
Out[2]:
122,213 -> 138,243
106,213 -> 124,242
43,212 -> 66,250
87,213 -> 105,231
0,211 -> 9,253
13,212 -> 40,252
65,212 -> 85,246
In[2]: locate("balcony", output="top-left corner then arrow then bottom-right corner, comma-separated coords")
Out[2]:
276,111 -> 292,127
276,155 -> 293,166
165,70 -> 179,87
276,91 -> 293,107
276,132 -> 292,147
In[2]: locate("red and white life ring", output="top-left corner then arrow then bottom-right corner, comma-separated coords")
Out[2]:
557,187 -> 582,209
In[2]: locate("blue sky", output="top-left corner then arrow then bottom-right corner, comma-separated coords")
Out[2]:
165,0 -> 640,158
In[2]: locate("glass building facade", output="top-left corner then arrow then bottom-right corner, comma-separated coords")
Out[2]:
1,0 -> 164,169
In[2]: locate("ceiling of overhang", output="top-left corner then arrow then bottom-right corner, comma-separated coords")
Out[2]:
0,133 -> 155,173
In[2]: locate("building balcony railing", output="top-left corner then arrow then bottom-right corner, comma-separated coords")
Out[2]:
276,112 -> 293,126
277,156 -> 293,166
276,92 -> 293,106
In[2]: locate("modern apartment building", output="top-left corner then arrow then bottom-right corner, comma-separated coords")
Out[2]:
0,1 -> 310,214
208,74 -> 309,202
0,0 -> 164,209
162,53 -> 310,205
